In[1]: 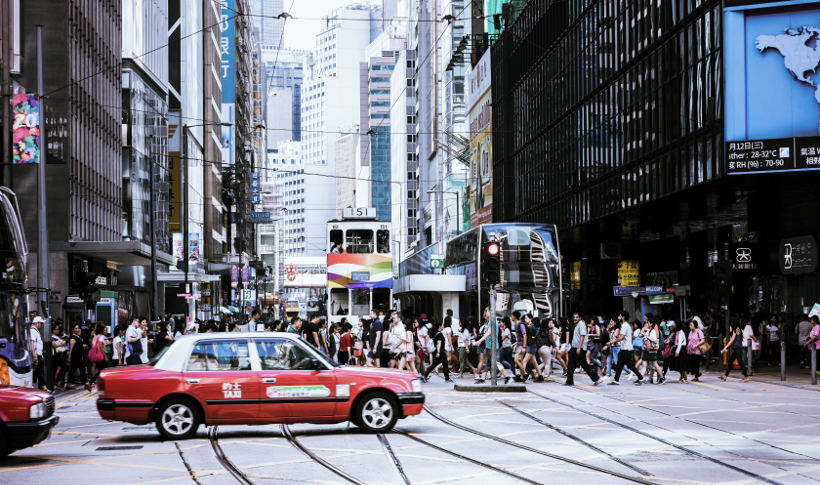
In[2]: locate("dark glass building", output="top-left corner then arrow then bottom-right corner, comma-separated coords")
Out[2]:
491,0 -> 820,322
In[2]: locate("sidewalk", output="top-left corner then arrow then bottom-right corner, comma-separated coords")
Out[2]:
746,362 -> 819,388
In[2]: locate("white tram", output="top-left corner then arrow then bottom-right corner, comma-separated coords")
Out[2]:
326,209 -> 393,325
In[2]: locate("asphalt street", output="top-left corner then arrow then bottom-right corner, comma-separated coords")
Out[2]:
2,371 -> 819,485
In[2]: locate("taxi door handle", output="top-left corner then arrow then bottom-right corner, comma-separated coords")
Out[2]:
262,378 -> 277,383
187,379 -> 200,384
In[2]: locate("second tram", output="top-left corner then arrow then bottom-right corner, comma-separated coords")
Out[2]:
445,223 -> 562,322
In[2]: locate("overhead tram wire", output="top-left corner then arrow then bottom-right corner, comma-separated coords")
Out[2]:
42,10 -> 483,98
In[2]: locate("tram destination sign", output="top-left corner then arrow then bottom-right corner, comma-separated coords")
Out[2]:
727,137 -> 820,174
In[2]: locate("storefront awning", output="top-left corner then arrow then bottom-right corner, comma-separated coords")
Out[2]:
52,240 -> 175,266
393,274 -> 466,294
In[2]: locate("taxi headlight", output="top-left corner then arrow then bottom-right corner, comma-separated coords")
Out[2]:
29,401 -> 47,420
411,378 -> 422,393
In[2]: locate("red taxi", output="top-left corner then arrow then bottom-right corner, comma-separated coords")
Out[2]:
96,332 -> 424,439
0,386 -> 59,456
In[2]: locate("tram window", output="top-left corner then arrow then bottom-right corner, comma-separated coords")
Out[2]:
330,229 -> 343,253
376,229 -> 390,254
346,230 -> 373,254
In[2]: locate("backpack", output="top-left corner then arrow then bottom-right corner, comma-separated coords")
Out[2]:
526,323 -> 537,347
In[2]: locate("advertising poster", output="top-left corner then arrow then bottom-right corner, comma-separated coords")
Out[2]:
327,253 -> 392,289
12,93 -> 40,164
617,260 -> 640,286
467,50 -> 492,227
172,233 -> 184,263
168,151 -> 181,232
231,265 -> 239,284
725,1 -> 820,174
241,265 -> 249,283
188,233 -> 200,262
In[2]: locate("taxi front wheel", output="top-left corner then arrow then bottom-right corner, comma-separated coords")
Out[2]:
156,398 -> 200,440
354,391 -> 398,433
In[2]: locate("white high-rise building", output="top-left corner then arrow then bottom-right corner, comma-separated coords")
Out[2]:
299,3 -> 382,257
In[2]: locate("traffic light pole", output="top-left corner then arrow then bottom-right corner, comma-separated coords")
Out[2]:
490,284 -> 498,386
36,25 -> 53,391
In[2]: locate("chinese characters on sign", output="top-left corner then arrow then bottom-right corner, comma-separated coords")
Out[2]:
727,137 -> 820,174
617,260 -> 640,286
730,243 -> 760,273
12,94 -> 40,164
780,235 -> 819,275
222,382 -> 241,399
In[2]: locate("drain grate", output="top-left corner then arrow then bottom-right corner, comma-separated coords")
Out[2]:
95,445 -> 144,451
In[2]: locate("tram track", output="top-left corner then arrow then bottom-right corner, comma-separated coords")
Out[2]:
280,424 -> 368,485
527,389 -> 788,485
423,404 -> 657,484
208,426 -> 253,485
496,400 -> 652,476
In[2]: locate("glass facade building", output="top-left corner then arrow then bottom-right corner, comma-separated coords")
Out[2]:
122,65 -> 170,253
492,0 -> 724,228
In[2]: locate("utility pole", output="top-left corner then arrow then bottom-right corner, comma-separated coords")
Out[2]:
149,135 -> 158,321
1,0 -> 10,186
489,284 -> 498,386
182,125 -> 190,321
36,25 -> 52,390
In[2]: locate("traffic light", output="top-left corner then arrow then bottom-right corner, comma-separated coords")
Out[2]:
715,261 -> 732,286
482,241 -> 501,286
77,271 -> 99,301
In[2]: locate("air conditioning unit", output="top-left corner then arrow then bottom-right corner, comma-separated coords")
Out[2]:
600,242 -> 622,260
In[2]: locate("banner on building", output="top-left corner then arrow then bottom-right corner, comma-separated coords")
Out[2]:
12,94 -> 40,164
241,265 -> 249,283
617,260 -> 640,286
188,233 -> 200,262
467,50 -> 492,227
168,151 -> 181,232
231,265 -> 239,283
724,1 -> 820,175
172,233 -> 184,263
250,171 -> 261,204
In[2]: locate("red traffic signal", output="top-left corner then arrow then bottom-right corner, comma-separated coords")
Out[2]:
486,242 -> 500,256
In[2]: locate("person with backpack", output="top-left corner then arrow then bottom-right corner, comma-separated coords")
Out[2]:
473,307 -> 511,383
565,313 -> 601,386
514,313 -> 544,382
421,320 -> 451,382
586,317 -> 604,373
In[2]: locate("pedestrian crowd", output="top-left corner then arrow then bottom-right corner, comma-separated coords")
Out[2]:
27,304 -> 820,393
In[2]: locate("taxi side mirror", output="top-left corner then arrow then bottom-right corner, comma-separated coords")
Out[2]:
309,358 -> 323,370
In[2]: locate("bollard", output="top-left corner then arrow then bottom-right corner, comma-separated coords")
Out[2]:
812,346 -> 817,386
780,340 -> 786,382
747,345 -> 753,377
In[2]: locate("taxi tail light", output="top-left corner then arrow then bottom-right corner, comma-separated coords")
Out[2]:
97,377 -> 105,396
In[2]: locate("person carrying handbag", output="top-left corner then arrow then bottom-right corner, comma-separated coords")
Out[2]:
687,320 -> 705,381
88,324 -> 108,383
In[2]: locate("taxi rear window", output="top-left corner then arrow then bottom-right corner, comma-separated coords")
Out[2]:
186,340 -> 251,371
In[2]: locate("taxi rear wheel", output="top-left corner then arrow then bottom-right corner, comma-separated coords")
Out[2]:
355,391 -> 398,433
156,398 -> 200,440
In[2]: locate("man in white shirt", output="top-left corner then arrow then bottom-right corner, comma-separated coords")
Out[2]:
610,311 -> 644,385
30,316 -> 45,390
125,318 -> 142,365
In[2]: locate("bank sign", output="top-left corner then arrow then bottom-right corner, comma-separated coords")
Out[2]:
724,1 -> 820,174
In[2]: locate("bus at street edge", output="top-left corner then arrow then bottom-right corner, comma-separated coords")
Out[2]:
0,187 -> 33,387
444,223 -> 562,323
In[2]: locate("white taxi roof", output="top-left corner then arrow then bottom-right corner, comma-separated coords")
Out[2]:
154,331 -> 307,372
